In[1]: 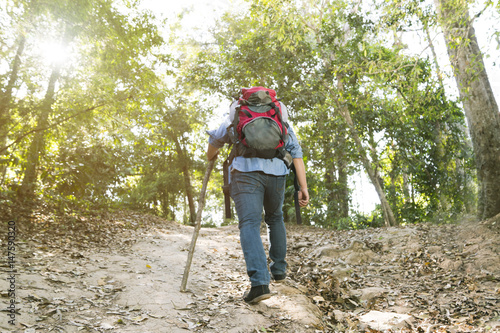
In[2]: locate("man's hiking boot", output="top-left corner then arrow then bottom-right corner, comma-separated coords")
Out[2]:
272,273 -> 286,283
243,285 -> 271,304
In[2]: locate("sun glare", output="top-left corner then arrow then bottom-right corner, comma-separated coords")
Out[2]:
39,41 -> 70,66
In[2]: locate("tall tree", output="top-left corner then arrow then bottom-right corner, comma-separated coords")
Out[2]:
255,0 -> 400,226
374,0 -> 476,221
18,62 -> 62,198
0,0 -> 170,207
434,0 -> 500,219
0,34 -> 26,152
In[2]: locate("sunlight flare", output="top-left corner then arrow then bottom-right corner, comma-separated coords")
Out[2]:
39,41 -> 70,66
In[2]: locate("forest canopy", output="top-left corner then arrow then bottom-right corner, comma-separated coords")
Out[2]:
1,0 -> 499,228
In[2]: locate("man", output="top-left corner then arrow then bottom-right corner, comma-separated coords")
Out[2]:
206,87 -> 309,304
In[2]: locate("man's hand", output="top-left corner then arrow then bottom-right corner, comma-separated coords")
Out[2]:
207,143 -> 219,161
298,187 -> 309,207
293,158 -> 309,207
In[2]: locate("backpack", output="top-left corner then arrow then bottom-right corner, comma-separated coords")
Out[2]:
222,87 -> 301,224
227,87 -> 291,164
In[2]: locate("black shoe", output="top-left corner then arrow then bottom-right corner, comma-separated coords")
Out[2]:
243,285 -> 271,304
272,273 -> 286,282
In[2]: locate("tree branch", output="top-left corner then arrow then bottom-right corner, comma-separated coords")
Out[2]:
1,102 -> 107,154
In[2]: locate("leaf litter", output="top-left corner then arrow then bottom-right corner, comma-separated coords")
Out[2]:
0,210 -> 498,332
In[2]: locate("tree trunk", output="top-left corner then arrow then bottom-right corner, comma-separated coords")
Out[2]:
18,65 -> 61,199
0,34 -> 26,183
0,34 -> 26,149
324,154 -> 339,219
334,76 -> 398,227
322,117 -> 349,221
434,0 -> 500,219
425,18 -> 475,214
335,131 -> 349,218
424,22 -> 445,91
173,136 -> 196,225
402,168 -> 410,204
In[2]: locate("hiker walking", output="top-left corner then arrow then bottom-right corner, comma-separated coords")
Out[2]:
206,87 -> 309,304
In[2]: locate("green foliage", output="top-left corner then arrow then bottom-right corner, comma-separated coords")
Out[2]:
0,0 -> 485,229
43,141 -> 133,204
0,0 -> 205,221
320,210 -> 384,230
194,0 -> 477,227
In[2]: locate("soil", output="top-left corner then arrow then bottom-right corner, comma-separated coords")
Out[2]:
1,211 -> 499,332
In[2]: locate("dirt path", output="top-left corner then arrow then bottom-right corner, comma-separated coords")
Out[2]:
1,216 -> 322,332
1,212 -> 499,332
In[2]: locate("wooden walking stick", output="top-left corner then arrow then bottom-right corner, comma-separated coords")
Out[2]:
291,164 -> 303,225
180,158 -> 216,292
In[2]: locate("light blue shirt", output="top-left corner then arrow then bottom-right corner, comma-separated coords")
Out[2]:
207,115 -> 303,178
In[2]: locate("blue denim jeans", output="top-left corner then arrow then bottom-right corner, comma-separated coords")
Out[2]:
230,171 -> 287,287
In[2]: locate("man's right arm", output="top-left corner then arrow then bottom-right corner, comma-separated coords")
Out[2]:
206,117 -> 230,160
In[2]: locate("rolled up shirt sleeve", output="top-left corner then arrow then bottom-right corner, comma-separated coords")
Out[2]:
285,124 -> 303,159
207,116 -> 231,149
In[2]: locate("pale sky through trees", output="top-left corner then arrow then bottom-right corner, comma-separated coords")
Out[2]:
140,0 -> 499,99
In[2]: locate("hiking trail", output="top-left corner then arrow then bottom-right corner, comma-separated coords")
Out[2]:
1,211 -> 499,332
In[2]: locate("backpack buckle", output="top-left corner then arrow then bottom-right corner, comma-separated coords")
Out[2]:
282,151 -> 293,168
